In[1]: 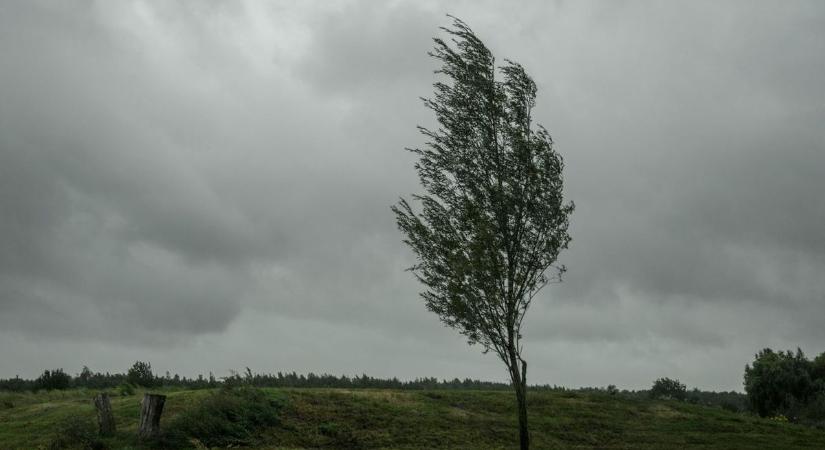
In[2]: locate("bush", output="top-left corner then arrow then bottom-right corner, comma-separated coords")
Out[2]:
163,387 -> 283,448
649,377 -> 687,400
0,375 -> 34,391
606,384 -> 619,395
47,415 -> 105,450
318,421 -> 360,447
118,383 -> 135,396
720,401 -> 741,413
799,392 -> 825,428
36,369 -> 71,391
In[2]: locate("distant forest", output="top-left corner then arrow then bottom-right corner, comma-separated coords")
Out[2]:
0,362 -> 748,412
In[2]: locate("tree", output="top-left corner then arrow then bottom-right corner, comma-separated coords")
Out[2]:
649,377 -> 687,400
76,365 -> 93,388
392,17 -> 573,450
35,368 -> 71,391
744,348 -> 814,418
127,361 -> 156,388
811,352 -> 825,383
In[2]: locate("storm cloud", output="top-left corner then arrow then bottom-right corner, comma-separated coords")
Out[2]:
1,0 -> 823,391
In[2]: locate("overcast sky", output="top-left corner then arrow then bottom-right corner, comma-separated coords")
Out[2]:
1,1 -> 823,391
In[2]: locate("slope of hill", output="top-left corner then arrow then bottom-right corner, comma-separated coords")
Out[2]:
1,387 -> 824,449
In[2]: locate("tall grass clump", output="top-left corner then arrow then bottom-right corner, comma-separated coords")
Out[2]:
47,415 -> 105,450
162,386 -> 283,448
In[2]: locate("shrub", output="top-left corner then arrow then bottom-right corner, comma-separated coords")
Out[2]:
649,377 -> 687,400
318,422 -> 360,447
606,384 -> 619,396
118,383 -> 135,396
0,375 -> 34,391
720,401 -> 741,413
47,415 -> 105,450
163,387 -> 283,448
36,369 -> 71,391
799,392 -> 825,428
686,389 -> 701,404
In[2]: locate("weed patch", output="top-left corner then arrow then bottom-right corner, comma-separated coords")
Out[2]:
160,387 -> 283,448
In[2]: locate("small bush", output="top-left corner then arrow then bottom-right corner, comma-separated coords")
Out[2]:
163,387 -> 283,448
47,415 -> 106,450
720,401 -> 741,413
319,422 -> 360,447
606,385 -> 619,396
118,383 -> 135,396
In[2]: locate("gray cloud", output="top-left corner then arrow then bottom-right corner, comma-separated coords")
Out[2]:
297,2 -> 436,95
0,0 -> 823,391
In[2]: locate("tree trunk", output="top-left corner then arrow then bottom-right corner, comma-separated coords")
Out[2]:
508,353 -> 530,450
138,393 -> 166,441
93,393 -> 116,436
515,360 -> 529,450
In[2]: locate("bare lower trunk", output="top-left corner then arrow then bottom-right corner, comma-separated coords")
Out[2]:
508,353 -> 529,450
138,393 -> 166,441
93,393 -> 116,436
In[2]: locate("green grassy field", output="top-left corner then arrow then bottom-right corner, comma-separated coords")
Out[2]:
1,387 -> 824,449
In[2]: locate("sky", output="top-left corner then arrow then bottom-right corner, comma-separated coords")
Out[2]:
1,0 -> 823,392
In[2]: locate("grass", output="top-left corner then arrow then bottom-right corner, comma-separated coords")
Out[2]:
2,387 -> 825,449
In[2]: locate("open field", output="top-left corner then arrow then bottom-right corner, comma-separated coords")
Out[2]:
2,387 -> 825,449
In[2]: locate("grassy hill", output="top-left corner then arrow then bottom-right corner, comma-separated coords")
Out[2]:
2,387 -> 824,449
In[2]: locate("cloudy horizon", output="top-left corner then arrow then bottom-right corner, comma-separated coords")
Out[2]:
1,0 -> 824,392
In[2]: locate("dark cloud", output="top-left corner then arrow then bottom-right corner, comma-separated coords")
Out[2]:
297,3 -> 436,95
0,0 -> 823,391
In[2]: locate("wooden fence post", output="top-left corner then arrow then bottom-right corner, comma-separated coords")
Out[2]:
138,393 -> 166,441
93,392 -> 116,436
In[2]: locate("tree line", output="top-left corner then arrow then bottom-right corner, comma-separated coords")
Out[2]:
0,361 -> 538,392
0,361 -> 750,411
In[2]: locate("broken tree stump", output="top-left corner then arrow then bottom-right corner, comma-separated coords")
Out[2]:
138,393 -> 166,441
93,392 -> 116,436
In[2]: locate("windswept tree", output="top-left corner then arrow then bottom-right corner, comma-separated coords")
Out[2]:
392,17 -> 573,450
